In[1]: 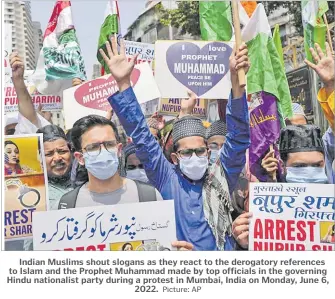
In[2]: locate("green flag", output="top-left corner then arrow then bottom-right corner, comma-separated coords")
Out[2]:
242,4 -> 293,120
273,24 -> 285,68
301,0 -> 328,62
97,1 -> 121,74
199,1 -> 232,41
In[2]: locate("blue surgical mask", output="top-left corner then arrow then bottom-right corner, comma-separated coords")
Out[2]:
179,155 -> 208,181
286,167 -> 328,184
83,149 -> 119,180
209,150 -> 219,164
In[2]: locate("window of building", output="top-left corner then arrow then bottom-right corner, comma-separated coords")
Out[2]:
142,27 -> 157,44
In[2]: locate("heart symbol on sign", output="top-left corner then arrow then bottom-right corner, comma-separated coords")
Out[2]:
74,69 -> 140,111
166,42 -> 232,97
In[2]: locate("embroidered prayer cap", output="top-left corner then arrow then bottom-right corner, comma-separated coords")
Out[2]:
146,118 -> 159,130
123,143 -> 136,161
37,125 -> 67,143
172,115 -> 206,144
292,103 -> 306,116
279,125 -> 324,154
206,120 -> 227,139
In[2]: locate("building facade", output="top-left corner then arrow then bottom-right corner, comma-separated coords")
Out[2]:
32,21 -> 43,64
92,63 -> 102,80
124,1 -> 198,43
4,1 -> 36,70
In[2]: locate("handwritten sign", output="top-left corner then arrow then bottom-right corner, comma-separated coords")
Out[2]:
155,41 -> 233,99
4,134 -> 49,241
158,98 -> 208,118
249,183 -> 335,251
62,63 -> 161,129
286,66 -> 312,114
33,201 -> 176,251
125,41 -> 154,68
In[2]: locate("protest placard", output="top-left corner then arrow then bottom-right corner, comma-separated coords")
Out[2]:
4,134 -> 49,241
63,62 -> 161,129
155,40 -> 233,99
125,40 -> 154,68
249,183 -> 335,251
286,66 -> 312,114
33,201 -> 176,251
159,98 -> 208,118
4,82 -> 63,113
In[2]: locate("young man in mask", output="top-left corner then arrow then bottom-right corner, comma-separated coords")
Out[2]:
100,37 -> 251,251
206,120 -> 227,165
59,115 -> 193,251
262,125 -> 328,184
124,143 -> 149,183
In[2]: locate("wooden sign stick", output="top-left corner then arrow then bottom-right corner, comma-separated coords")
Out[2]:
231,0 -> 246,88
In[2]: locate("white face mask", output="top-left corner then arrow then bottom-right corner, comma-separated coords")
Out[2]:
127,169 -> 149,183
179,155 -> 209,181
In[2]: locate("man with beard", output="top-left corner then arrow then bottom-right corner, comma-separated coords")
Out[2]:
101,37 -> 251,250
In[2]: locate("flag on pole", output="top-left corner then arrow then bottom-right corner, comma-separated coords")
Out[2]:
32,1 -> 86,95
301,0 -> 329,62
199,1 -> 232,41
242,4 -> 292,121
240,1 -> 257,18
241,4 -> 293,180
97,0 -> 121,74
273,24 -> 285,68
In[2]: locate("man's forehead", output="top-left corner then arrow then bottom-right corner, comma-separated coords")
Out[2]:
208,135 -> 226,144
178,136 -> 206,147
288,151 -> 324,163
82,125 -> 116,143
44,138 -> 68,150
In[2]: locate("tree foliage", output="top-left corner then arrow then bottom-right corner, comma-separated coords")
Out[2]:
156,1 -> 334,38
156,1 -> 200,37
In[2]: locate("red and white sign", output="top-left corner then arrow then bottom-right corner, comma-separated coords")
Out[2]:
249,183 -> 335,251
63,62 -> 160,129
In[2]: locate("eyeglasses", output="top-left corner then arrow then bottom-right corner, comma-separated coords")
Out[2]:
208,143 -> 220,150
177,147 -> 208,159
82,140 -> 117,156
126,164 -> 144,170
45,148 -> 70,158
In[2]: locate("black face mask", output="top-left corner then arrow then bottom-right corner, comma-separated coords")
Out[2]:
6,129 -> 15,135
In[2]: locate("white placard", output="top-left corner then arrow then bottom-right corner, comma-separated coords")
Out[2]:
62,62 -> 161,129
155,40 -> 233,99
249,183 -> 335,251
33,201 -> 176,251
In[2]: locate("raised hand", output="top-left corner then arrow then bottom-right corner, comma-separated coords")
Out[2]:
179,89 -> 198,117
72,78 -> 83,87
99,36 -> 138,91
229,43 -> 250,77
10,52 -> 24,80
305,43 -> 334,88
261,149 -> 278,181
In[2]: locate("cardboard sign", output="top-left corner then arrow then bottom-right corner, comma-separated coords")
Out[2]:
159,98 -> 208,118
4,84 -> 63,113
33,201 -> 176,251
125,41 -> 154,68
249,183 -> 335,251
63,63 -> 161,129
155,40 -> 233,99
4,134 -> 49,241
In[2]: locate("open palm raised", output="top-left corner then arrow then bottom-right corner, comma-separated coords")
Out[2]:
99,36 -> 139,85
305,42 -> 334,86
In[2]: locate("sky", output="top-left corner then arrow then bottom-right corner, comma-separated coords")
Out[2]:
31,0 -> 148,79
